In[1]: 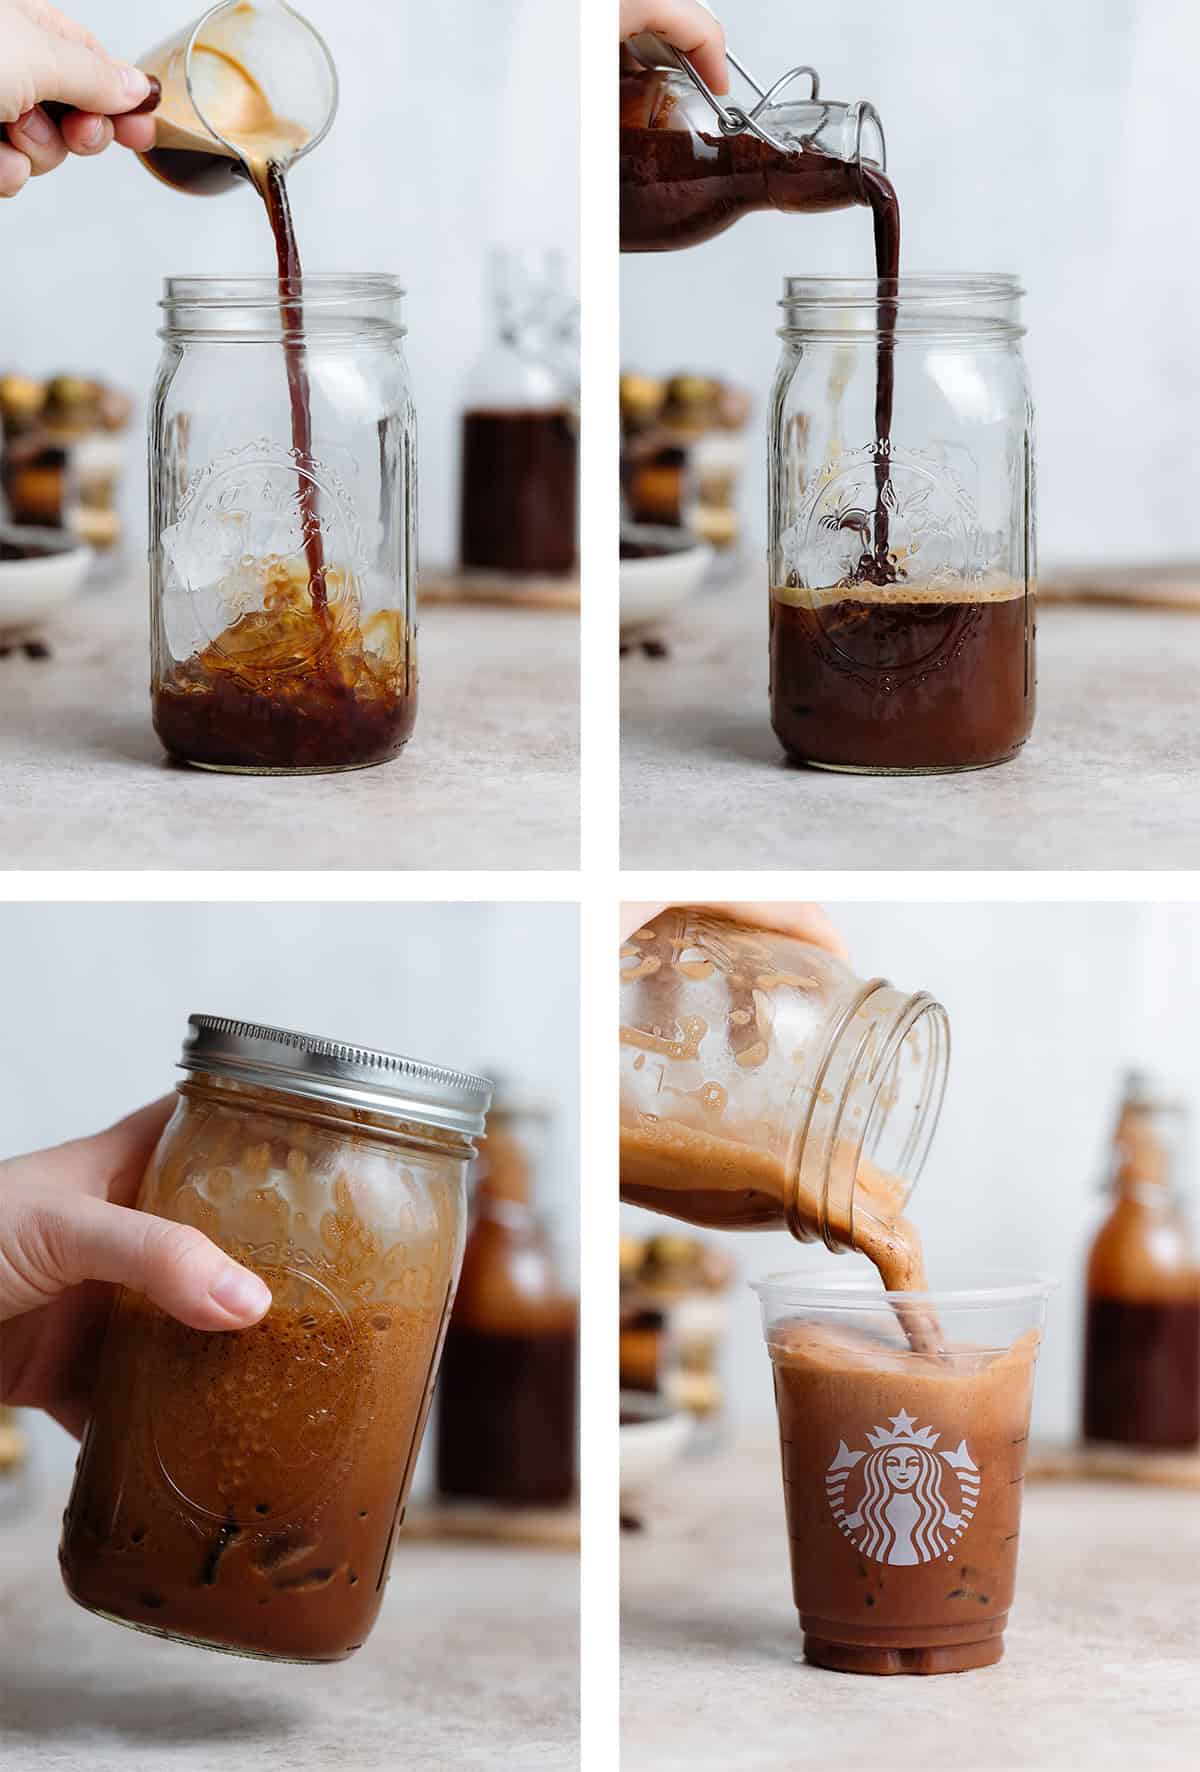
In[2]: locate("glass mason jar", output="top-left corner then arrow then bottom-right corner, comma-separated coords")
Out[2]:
60,1015 -> 491,1663
150,276 -> 417,774
436,1093 -> 579,1507
619,910 -> 949,1253
458,248 -> 579,577
769,275 -> 1037,773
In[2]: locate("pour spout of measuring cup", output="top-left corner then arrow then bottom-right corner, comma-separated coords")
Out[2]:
137,0 -> 338,190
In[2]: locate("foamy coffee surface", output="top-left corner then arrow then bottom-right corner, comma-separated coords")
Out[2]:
770,1320 -> 1040,1380
773,577 -> 1031,611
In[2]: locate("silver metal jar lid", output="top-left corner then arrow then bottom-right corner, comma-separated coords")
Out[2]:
180,1014 -> 493,1137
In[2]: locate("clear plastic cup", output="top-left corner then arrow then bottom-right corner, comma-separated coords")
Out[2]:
753,1270 -> 1054,1675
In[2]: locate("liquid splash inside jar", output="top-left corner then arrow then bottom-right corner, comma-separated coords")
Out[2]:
59,1015 -> 491,1662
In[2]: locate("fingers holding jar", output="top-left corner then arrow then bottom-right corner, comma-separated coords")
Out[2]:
621,900 -> 848,958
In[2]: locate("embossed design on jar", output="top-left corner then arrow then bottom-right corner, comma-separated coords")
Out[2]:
150,1266 -> 362,1526
780,445 -> 982,596
160,439 -> 365,660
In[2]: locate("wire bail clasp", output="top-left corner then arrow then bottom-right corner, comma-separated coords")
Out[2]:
648,41 -> 887,173
663,45 -> 821,155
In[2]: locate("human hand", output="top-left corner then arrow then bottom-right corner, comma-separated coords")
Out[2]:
0,0 -> 157,198
0,1098 -> 272,1437
619,0 -> 728,94
621,901 -> 848,958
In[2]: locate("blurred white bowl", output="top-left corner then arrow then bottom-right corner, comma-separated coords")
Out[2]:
620,1390 -> 693,1510
620,524 -> 712,636
0,527 -> 92,635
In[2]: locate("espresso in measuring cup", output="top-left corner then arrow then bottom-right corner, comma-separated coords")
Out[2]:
139,35 -> 310,194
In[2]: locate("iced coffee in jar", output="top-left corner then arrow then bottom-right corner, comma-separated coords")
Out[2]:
769,276 -> 1036,773
60,1016 -> 491,1662
619,909 -> 949,1276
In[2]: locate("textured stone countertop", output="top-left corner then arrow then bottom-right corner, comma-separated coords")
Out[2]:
0,588 -> 579,871
621,1429 -> 1199,1772
621,581 -> 1200,869
0,1485 -> 579,1772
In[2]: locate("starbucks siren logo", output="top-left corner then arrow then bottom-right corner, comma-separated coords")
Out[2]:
825,1409 -> 980,1566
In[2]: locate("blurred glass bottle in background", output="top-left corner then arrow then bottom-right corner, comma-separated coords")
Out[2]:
436,1087 -> 578,1507
1082,1072 -> 1200,1450
458,249 -> 579,579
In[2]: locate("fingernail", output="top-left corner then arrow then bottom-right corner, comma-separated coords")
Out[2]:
82,115 -> 105,147
18,108 -> 54,144
130,75 -> 162,117
120,65 -> 152,104
210,1266 -> 272,1321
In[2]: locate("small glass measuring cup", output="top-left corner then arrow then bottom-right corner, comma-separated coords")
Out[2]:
139,0 -> 338,194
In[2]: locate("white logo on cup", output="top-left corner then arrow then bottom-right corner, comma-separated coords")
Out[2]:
825,1409 -> 979,1566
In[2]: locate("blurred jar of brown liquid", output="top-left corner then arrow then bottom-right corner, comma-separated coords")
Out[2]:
1082,1072 -> 1200,1450
458,250 -> 579,578
436,1091 -> 578,1506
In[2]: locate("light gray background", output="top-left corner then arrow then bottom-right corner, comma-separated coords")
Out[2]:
1,900 -> 579,1492
622,0 -> 1198,566
0,0 -> 578,567
622,901 -> 1200,1442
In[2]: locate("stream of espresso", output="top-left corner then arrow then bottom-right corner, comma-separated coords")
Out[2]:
263,161 -> 329,619
140,47 -> 328,620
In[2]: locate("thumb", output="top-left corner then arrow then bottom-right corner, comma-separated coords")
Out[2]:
8,1189 -> 272,1330
37,39 -> 151,118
